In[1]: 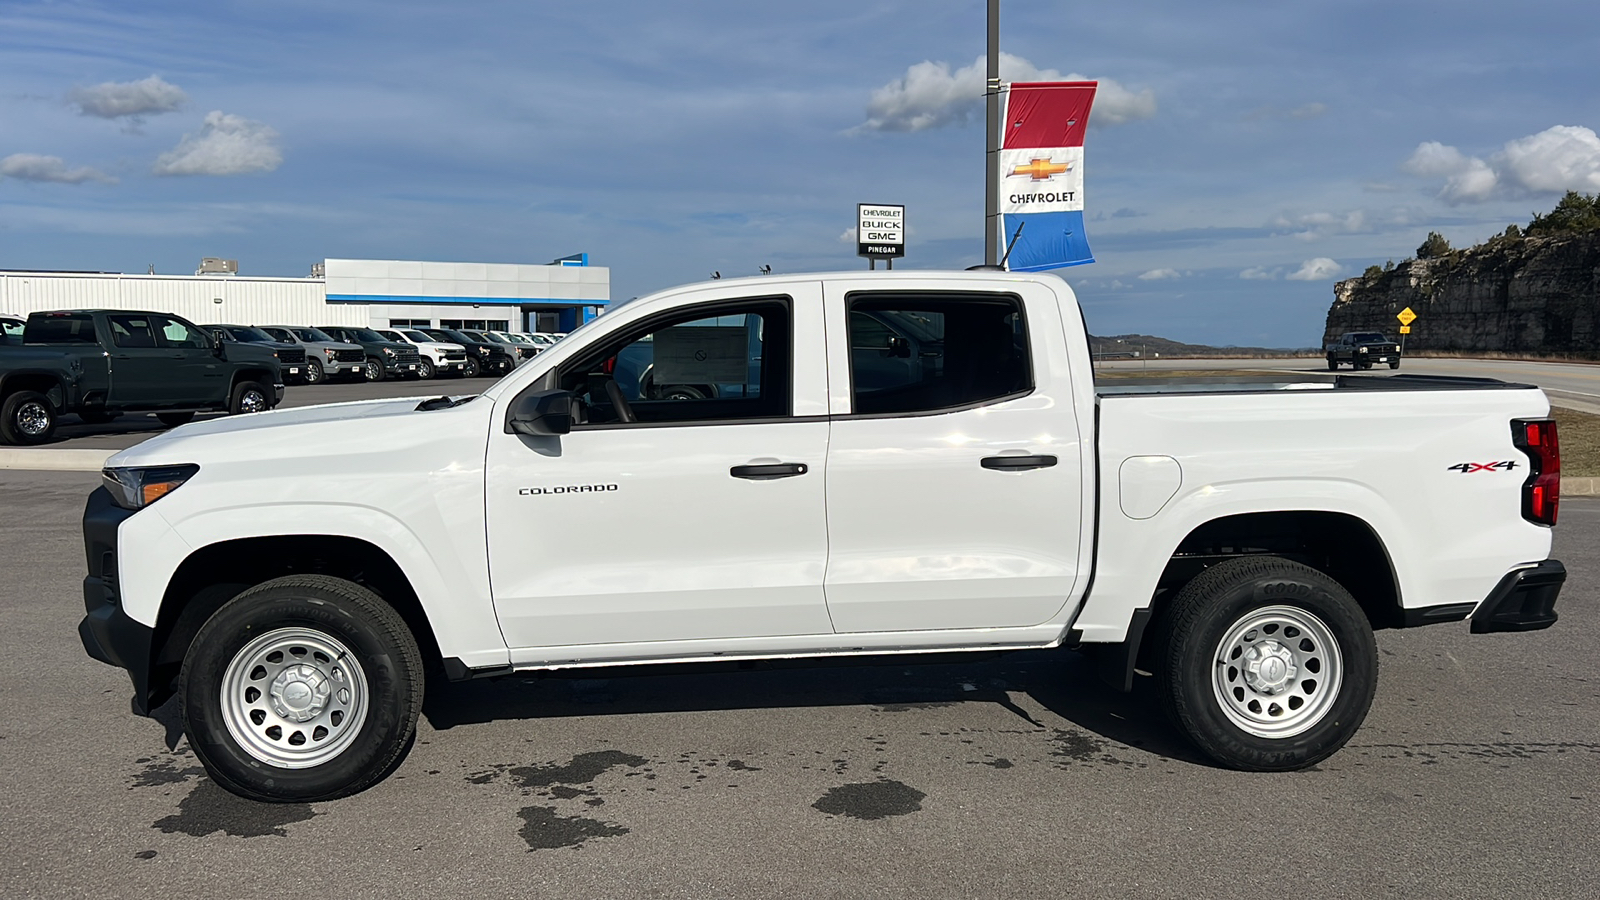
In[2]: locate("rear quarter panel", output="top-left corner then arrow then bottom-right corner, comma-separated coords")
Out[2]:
1075,385 -> 1554,642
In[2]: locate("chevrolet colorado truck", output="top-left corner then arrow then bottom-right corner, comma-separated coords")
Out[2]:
78,271 -> 1565,802
1,310 -> 282,445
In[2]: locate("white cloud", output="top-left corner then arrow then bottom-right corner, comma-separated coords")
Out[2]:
858,53 -> 1155,132
0,153 -> 115,184
1402,126 -> 1600,204
1239,266 -> 1279,280
68,75 -> 187,121
1286,258 -> 1344,281
838,227 -> 856,244
152,112 -> 283,177
1138,267 -> 1179,280
1289,102 -> 1327,120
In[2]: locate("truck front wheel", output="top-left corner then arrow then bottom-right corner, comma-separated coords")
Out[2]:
179,575 -> 424,802
229,381 -> 272,415
1157,556 -> 1376,771
1,390 -> 57,445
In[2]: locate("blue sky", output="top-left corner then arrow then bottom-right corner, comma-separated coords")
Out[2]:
2,0 -> 1598,346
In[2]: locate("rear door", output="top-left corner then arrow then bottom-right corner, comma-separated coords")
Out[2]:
820,278 -> 1086,633
104,314 -> 172,406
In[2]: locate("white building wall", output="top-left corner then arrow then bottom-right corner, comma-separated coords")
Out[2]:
0,273 -> 362,328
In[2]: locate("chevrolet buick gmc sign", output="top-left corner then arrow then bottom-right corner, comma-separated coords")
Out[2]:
858,203 -> 905,258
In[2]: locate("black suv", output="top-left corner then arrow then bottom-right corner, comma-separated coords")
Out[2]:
206,325 -> 310,384
319,326 -> 423,382
1326,332 -> 1402,370
421,328 -> 515,378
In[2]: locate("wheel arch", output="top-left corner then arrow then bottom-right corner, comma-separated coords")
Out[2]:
145,535 -> 444,711
1,371 -> 68,409
1086,509 -> 1401,691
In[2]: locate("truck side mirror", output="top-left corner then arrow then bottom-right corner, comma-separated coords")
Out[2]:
212,336 -> 226,358
506,389 -> 573,436
887,335 -> 911,358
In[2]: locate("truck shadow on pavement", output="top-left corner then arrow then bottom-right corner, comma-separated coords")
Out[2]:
420,648 -> 1209,768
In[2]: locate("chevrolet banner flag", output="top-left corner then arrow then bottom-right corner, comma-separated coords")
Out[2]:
999,81 -> 1097,271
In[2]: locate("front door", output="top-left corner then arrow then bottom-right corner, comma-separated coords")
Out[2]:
153,316 -> 229,404
485,286 -> 834,652
820,279 -> 1087,633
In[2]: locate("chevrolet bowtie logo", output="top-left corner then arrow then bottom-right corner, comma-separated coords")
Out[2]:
1011,158 -> 1071,180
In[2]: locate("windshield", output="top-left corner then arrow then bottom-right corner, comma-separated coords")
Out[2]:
376,330 -> 406,342
426,329 -> 472,344
402,330 -> 434,343
480,332 -> 511,343
506,334 -> 534,344
292,327 -> 335,342
461,330 -> 491,342
226,326 -> 277,343
528,334 -> 554,345
1350,333 -> 1390,343
261,327 -> 294,342
346,328 -> 387,342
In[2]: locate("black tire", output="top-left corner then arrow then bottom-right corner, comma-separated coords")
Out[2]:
305,359 -> 325,385
364,357 -> 386,382
417,358 -> 436,379
0,390 -> 57,445
229,380 -> 272,416
462,355 -> 482,378
179,575 -> 424,802
1325,357 -> 1338,371
157,411 -> 196,428
1156,556 -> 1377,772
78,410 -> 119,425
1389,360 -> 1400,369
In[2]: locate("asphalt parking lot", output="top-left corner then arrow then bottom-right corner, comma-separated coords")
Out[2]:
0,470 -> 1595,899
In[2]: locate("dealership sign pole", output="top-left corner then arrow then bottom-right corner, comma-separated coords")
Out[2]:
858,203 -> 905,270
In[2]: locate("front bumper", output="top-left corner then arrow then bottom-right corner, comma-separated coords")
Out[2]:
1471,559 -> 1564,633
76,487 -> 158,714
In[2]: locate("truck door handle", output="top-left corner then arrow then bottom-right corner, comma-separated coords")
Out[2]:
730,463 -> 809,479
981,454 -> 1057,471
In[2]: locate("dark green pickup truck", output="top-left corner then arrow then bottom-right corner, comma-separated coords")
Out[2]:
0,310 -> 283,445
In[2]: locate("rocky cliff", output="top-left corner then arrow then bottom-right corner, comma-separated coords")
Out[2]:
1323,232 -> 1600,354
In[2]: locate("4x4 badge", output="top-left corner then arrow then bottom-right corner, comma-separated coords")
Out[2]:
1447,461 -> 1517,473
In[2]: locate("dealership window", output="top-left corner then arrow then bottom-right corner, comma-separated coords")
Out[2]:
440,319 -> 509,331
389,318 -> 432,328
846,293 -> 1031,416
559,299 -> 788,427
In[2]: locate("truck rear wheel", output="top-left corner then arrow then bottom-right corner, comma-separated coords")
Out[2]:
1157,556 -> 1376,771
1,390 -> 57,445
179,575 -> 424,802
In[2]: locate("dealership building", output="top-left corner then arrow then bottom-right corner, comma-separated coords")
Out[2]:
0,254 -> 609,333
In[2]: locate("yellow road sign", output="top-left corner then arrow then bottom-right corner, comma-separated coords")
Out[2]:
1397,307 -> 1417,326
1399,325 -> 1411,334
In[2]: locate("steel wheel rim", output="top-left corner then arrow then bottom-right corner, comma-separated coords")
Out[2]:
16,401 -> 51,435
1211,604 -> 1343,739
240,388 -> 268,413
420,361 -> 434,378
219,627 -> 369,769
306,361 -> 322,383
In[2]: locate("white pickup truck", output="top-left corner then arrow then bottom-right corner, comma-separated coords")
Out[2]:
78,270 -> 1566,802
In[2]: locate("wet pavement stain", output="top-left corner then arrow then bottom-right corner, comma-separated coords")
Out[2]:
134,850 -> 157,860
724,759 -> 761,772
509,750 -> 649,791
1050,728 -> 1106,762
517,805 -> 629,851
983,758 -> 1014,769
813,780 -> 926,820
153,782 -> 316,838
131,756 -> 206,788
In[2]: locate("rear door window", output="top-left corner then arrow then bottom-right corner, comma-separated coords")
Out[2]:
845,293 -> 1031,416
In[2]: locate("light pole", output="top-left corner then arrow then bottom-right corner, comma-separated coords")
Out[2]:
984,0 -> 1000,266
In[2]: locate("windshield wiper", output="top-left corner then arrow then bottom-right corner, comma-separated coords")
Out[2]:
416,395 -> 475,411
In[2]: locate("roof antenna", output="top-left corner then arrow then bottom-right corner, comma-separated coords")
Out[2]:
759,264 -> 771,275
999,221 -> 1025,269
711,271 -> 721,280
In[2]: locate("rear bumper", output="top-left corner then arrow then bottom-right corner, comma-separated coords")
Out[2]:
1471,559 -> 1564,633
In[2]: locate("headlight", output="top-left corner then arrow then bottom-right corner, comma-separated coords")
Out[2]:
383,347 -> 396,357
477,346 -> 491,354
101,464 -> 199,510
324,348 -> 337,358
1358,346 -> 1369,353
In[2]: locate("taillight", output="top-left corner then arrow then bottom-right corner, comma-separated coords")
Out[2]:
1512,419 -> 1560,526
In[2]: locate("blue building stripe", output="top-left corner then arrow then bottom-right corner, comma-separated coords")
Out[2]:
326,293 -> 607,306
1002,211 -> 1094,272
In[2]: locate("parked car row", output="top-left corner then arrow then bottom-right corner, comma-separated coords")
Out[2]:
0,307 -> 569,443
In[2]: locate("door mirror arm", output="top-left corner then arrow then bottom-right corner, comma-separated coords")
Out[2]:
506,389 -> 574,435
